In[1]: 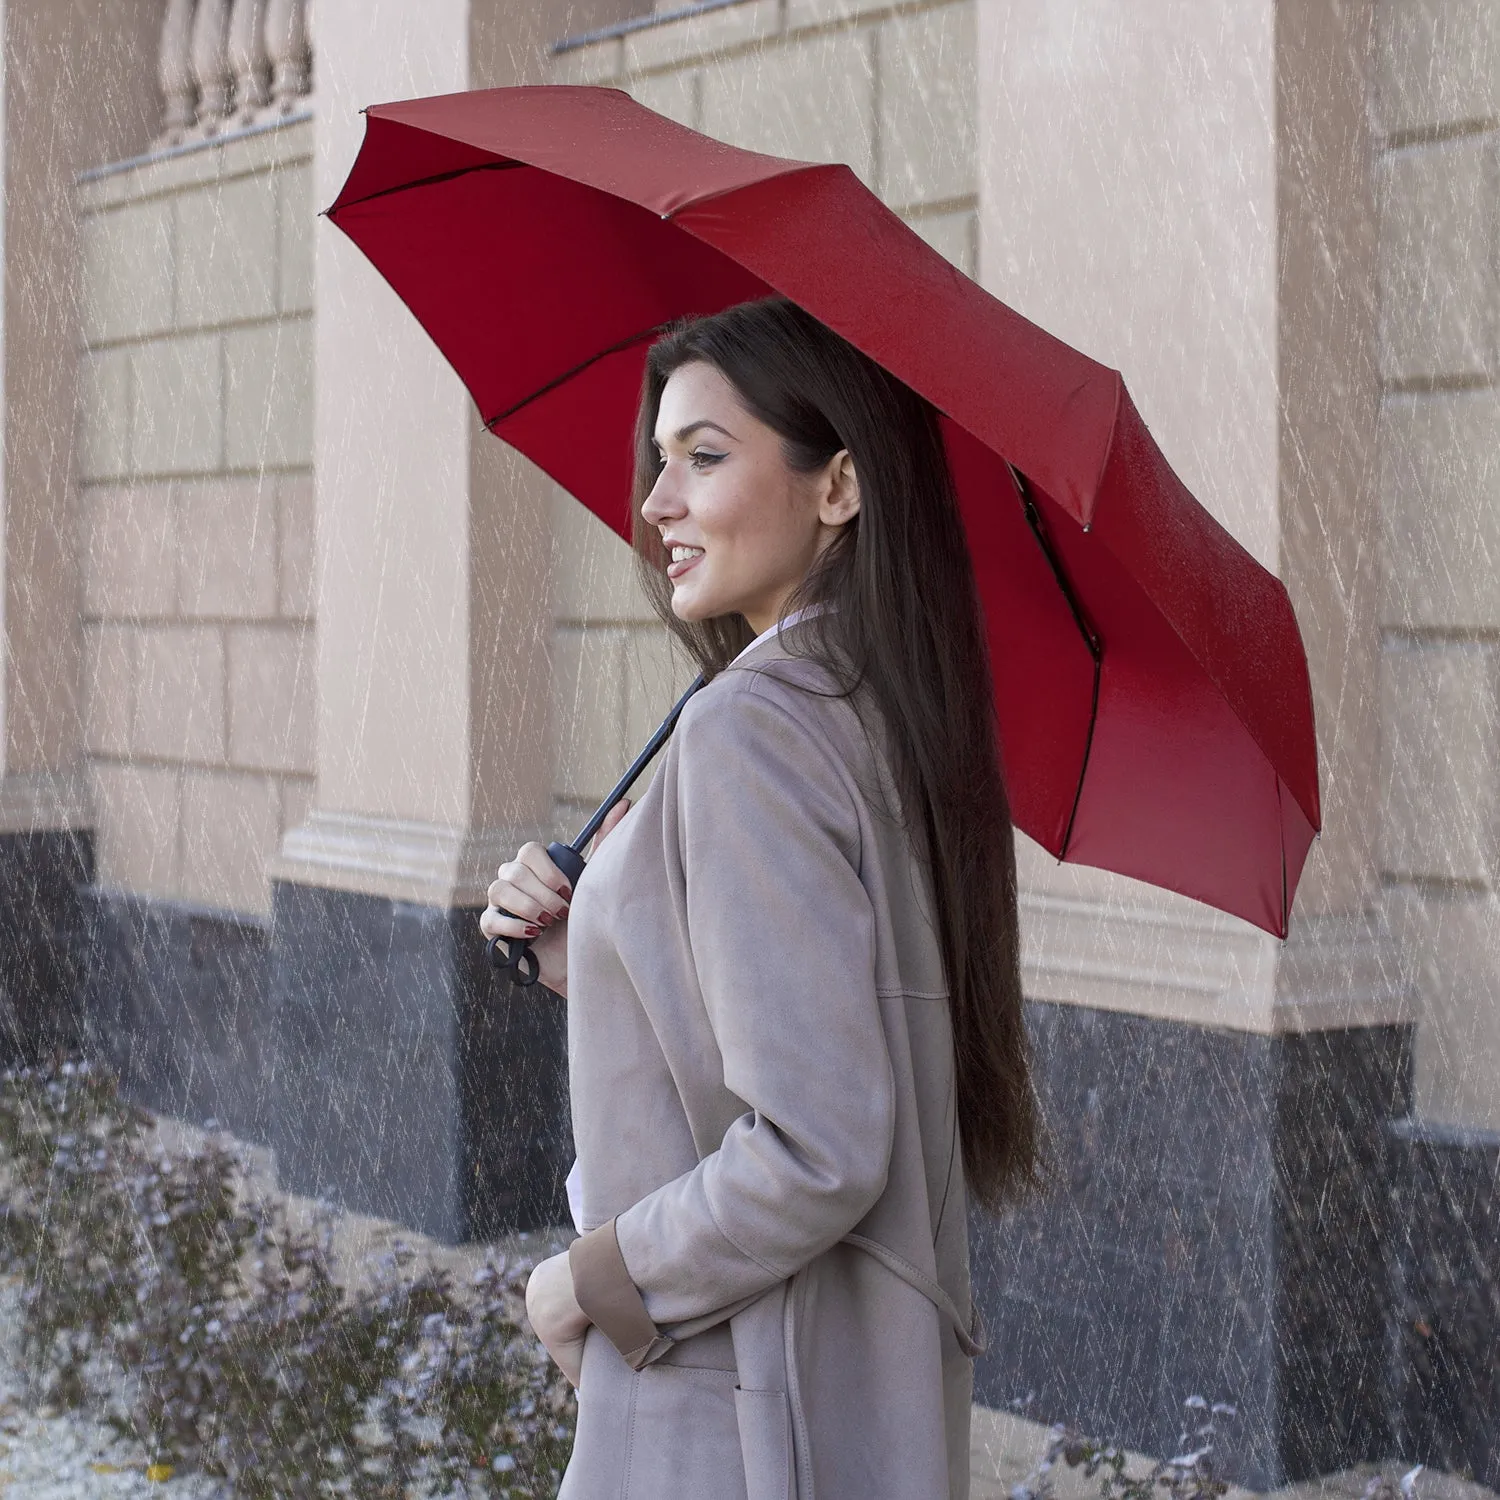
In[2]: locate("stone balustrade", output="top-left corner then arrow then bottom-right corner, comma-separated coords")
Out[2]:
156,0 -> 311,147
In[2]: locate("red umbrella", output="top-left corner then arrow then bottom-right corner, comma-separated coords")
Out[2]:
325,83 -> 1320,941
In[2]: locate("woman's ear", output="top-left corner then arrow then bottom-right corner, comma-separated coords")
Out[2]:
819,449 -> 860,528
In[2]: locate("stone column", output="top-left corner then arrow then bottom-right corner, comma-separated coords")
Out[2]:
971,0 -> 1401,1485
0,0 -> 158,1063
268,0 -> 637,1243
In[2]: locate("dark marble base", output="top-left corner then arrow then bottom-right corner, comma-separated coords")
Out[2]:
1387,1118 -> 1500,1489
969,1002 -> 1413,1491
265,881 -> 570,1244
78,889 -> 272,1144
0,830 -> 93,1064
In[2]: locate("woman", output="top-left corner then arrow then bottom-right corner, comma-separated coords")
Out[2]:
480,295 -> 1039,1499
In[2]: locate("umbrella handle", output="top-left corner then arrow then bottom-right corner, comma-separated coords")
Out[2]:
486,841 -> 589,989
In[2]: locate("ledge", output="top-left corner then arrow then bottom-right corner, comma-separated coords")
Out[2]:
553,0 -> 756,52
269,809 -> 538,909
1018,889 -> 1414,1035
552,0 -> 928,54
0,771 -> 92,835
551,0 -> 782,79
1388,1115 -> 1500,1149
77,112 -> 313,213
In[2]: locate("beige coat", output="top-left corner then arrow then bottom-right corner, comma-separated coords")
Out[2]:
559,625 -> 987,1500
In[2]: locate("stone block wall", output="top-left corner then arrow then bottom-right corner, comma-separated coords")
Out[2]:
1374,0 -> 1500,1135
544,0 -> 976,821
75,119 -> 315,920
547,483 -> 698,835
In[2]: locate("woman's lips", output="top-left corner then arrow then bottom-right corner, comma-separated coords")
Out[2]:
666,550 -> 703,580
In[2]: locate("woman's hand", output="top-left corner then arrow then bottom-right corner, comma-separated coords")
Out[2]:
525,1250 -> 590,1388
479,800 -> 631,997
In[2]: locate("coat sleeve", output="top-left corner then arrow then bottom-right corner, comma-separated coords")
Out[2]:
568,677 -> 897,1367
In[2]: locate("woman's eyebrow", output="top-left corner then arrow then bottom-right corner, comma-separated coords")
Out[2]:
653,419 -> 739,447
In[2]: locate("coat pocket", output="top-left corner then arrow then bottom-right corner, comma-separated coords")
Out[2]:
623,1363 -> 745,1500
733,1385 -> 793,1500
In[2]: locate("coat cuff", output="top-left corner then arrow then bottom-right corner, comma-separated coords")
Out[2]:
569,1217 -> 674,1370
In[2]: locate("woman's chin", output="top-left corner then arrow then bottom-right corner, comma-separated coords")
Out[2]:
669,590 -> 714,623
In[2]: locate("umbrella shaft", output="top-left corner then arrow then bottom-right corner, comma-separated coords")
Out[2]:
570,671 -> 706,853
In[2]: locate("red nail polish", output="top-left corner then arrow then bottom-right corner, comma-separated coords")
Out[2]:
559,885 -> 573,901
538,911 -> 554,927
524,924 -> 540,938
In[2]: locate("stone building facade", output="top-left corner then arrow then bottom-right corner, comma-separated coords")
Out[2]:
0,0 -> 1494,1489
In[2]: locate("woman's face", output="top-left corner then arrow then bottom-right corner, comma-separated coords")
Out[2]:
640,361 -> 858,636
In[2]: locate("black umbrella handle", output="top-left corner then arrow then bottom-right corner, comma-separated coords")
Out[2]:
487,842 -> 589,988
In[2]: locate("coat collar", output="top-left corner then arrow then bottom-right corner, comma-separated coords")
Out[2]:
724,620 -> 812,673
727,603 -> 831,672
728,602 -> 828,667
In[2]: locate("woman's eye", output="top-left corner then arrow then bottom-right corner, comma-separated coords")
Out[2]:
651,449 -> 723,471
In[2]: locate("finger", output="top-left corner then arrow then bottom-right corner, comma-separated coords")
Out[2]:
517,841 -> 575,901
483,878 -> 547,925
487,862 -> 567,923
479,906 -> 541,941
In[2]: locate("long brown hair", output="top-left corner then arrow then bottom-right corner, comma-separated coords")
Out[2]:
629,294 -> 1040,1211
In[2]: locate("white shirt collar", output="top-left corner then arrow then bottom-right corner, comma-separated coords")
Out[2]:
730,602 -> 829,666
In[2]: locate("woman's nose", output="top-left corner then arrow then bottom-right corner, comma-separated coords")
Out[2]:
641,469 -> 685,527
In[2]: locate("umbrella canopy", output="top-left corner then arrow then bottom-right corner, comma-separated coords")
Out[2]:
326,83 -> 1321,940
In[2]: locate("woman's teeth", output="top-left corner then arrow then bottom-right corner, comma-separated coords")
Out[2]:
671,546 -> 704,563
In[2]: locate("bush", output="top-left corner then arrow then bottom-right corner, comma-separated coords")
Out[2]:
1010,1395 -> 1238,1500
0,1057 -> 576,1497
1011,1398 -> 1427,1500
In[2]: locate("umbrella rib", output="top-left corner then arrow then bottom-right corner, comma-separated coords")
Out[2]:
1278,776 -> 1289,941
483,323 -> 675,430
661,160 -> 847,222
331,158 -> 526,213
1007,464 -> 1102,862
